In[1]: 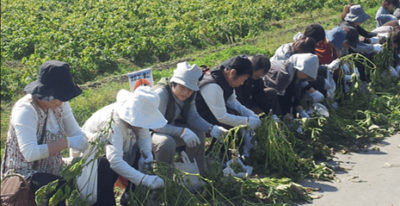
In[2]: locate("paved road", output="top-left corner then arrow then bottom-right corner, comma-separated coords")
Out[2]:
300,133 -> 400,206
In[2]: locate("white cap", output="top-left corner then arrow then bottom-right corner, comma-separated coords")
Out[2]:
116,87 -> 167,129
290,53 -> 319,80
170,62 -> 203,91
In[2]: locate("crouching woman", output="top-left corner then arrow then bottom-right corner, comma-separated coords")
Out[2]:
77,86 -> 167,206
151,62 -> 228,176
1,60 -> 88,206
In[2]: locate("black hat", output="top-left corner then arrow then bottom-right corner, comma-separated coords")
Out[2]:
344,27 -> 359,48
24,60 -> 82,102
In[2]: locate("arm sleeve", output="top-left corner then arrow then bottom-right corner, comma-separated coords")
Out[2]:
354,42 -> 376,54
106,126 -> 145,185
357,25 -> 377,38
200,84 -> 248,127
12,104 -> 49,162
187,100 -> 212,132
226,91 -> 257,118
63,102 -> 86,139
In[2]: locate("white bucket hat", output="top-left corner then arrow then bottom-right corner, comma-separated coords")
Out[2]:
170,62 -> 203,91
290,53 -> 319,80
116,87 -> 167,129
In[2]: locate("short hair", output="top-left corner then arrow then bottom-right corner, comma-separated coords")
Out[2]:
248,54 -> 271,72
225,55 -> 253,76
304,24 -> 326,43
291,37 -> 316,54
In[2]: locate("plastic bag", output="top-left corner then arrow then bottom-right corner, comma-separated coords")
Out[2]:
174,151 -> 205,190
222,158 -> 253,178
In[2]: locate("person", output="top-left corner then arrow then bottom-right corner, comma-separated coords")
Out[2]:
151,62 -> 228,176
235,55 -> 279,114
195,55 -> 261,157
270,36 -> 316,62
263,53 -> 320,117
376,0 -> 398,27
77,86 -> 167,206
340,4 -> 378,39
0,60 -> 88,206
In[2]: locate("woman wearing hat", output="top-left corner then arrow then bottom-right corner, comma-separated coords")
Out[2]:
151,62 -> 228,176
263,53 -> 320,118
76,86 -> 167,205
341,4 -> 378,39
1,60 -> 88,205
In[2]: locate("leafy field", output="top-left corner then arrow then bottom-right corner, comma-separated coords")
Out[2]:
2,0 -> 400,205
1,0 -> 377,101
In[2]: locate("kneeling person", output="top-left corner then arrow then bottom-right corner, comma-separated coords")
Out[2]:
152,62 -> 227,175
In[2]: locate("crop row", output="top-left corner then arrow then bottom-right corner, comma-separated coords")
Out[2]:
1,0 -> 376,100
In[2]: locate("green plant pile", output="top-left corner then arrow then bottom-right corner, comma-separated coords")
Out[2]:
1,0 -> 377,101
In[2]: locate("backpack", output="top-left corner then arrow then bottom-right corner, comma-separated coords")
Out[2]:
0,174 -> 36,206
263,60 -> 294,95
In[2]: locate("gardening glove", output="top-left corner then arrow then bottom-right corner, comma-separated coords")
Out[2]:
272,114 -> 280,122
141,175 -> 164,189
210,125 -> 228,139
248,116 -> 261,130
389,66 -> 399,78
67,134 -> 88,152
326,59 -> 341,71
242,129 -> 254,158
308,90 -> 324,103
369,37 -> 379,44
180,128 -> 200,148
372,44 -> 383,53
396,65 -> 400,73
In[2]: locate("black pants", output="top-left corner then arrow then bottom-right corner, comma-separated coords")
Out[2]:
28,172 -> 66,206
254,88 -> 281,116
93,156 -> 136,206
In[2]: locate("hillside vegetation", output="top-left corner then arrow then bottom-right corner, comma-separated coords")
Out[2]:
1,0 -> 377,101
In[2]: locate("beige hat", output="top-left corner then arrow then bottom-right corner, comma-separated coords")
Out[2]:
170,62 -> 202,91
290,53 -> 319,80
116,87 -> 167,129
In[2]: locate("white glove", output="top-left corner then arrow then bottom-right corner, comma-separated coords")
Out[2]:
248,116 -> 261,130
141,175 -> 164,189
242,130 -> 254,158
210,126 -> 228,139
369,37 -> 379,44
309,90 -> 325,103
389,66 -> 399,77
67,135 -> 88,152
327,59 -> 341,71
372,44 -> 383,53
299,110 -> 310,118
396,65 -> 400,73
180,128 -> 200,147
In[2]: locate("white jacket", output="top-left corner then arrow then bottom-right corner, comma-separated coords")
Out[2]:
77,103 -> 152,204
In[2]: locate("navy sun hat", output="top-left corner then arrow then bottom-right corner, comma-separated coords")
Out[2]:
24,60 -> 82,102
326,27 -> 346,49
344,5 -> 370,23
